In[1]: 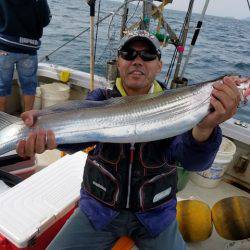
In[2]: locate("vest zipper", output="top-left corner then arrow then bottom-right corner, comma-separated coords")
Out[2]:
126,143 -> 135,208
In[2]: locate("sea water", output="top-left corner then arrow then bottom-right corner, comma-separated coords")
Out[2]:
40,0 -> 250,122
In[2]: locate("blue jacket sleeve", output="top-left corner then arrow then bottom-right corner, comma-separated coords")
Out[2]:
168,126 -> 222,171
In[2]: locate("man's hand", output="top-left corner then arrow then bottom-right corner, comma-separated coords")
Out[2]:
192,76 -> 241,142
16,110 -> 57,157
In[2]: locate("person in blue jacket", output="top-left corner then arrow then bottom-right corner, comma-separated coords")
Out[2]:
0,0 -> 51,112
17,30 -> 241,250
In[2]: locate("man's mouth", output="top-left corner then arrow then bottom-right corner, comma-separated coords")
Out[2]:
129,70 -> 144,75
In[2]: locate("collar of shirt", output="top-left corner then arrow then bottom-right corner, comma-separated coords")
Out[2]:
115,77 -> 163,96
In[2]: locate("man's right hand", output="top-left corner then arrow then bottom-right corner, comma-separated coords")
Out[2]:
16,110 -> 57,158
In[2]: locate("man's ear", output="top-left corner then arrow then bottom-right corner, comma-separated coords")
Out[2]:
117,58 -> 120,69
156,60 -> 163,74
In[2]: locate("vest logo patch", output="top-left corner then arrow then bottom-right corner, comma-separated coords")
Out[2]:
153,187 -> 172,203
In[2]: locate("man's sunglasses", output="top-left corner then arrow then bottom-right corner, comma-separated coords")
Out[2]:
118,48 -> 161,61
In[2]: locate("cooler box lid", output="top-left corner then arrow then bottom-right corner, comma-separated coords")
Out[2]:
0,151 -> 86,248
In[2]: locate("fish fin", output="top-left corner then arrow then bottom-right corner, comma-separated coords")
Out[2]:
104,92 -> 163,106
0,112 -> 21,130
38,93 -> 164,116
38,100 -> 106,116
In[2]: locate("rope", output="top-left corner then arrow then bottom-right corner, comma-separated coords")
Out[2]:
39,11 -> 114,62
125,0 -> 141,27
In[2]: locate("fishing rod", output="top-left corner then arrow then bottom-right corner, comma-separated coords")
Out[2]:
247,0 -> 250,10
164,1 -> 193,88
87,0 -> 96,91
179,0 -> 210,79
171,0 -> 195,88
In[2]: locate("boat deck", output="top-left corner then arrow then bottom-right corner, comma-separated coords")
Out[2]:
178,180 -> 249,250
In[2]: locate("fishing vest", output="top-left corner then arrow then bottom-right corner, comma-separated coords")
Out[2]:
82,86 -> 178,212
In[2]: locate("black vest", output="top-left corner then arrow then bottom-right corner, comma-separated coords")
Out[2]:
82,86 -> 178,212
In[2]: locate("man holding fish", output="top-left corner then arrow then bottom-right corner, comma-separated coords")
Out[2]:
16,30 -> 243,249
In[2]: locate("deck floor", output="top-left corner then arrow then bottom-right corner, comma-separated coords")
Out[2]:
178,180 -> 250,250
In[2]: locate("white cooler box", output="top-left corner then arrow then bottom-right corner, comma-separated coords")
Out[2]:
0,151 -> 86,249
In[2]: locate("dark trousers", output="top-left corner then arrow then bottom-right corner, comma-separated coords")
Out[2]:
47,208 -> 186,250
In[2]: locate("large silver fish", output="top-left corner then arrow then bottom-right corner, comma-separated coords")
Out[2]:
0,76 -> 249,156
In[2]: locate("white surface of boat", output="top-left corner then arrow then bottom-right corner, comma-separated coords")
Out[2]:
37,63 -> 107,89
220,119 -> 250,189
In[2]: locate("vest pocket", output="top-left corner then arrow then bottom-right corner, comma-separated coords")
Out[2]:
83,159 -> 119,207
139,142 -> 174,173
139,169 -> 177,211
97,143 -> 123,165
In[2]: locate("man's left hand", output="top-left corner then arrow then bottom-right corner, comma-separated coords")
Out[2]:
192,76 -> 241,142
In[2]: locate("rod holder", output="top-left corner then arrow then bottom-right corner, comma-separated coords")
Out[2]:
233,155 -> 249,173
170,77 -> 188,89
106,59 -> 118,84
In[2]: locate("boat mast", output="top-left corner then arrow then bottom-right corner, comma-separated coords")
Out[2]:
87,0 -> 96,91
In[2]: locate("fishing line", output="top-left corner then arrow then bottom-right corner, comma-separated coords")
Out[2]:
39,11 -> 114,62
107,0 -> 163,40
125,0 -> 141,27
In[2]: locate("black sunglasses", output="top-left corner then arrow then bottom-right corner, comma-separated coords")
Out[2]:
118,48 -> 161,61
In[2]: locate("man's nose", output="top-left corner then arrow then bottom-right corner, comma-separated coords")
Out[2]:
131,54 -> 143,65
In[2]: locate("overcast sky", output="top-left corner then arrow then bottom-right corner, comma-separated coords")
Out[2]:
164,0 -> 250,19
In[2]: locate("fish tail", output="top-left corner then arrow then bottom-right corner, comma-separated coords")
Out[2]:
0,112 -> 22,156
0,112 -> 21,130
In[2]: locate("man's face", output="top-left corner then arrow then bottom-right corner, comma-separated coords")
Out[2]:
117,41 -> 162,95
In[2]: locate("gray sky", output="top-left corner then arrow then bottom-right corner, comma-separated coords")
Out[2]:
116,0 -> 250,19
165,0 -> 250,19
